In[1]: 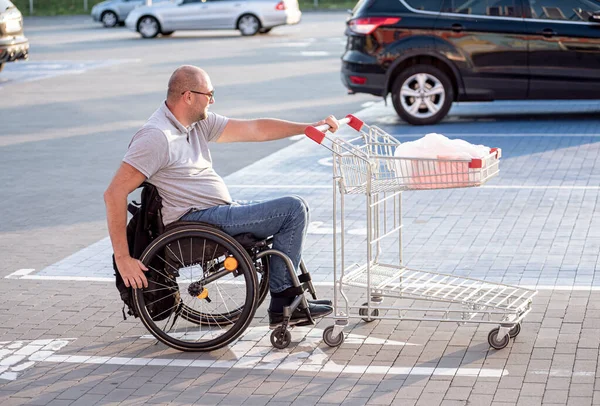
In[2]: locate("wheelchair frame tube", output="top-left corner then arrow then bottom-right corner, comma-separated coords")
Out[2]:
256,250 -> 303,291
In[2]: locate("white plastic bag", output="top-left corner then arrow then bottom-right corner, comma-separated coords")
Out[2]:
393,133 -> 491,189
393,133 -> 489,160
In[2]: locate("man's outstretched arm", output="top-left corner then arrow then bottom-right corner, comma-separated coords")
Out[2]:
217,115 -> 339,143
104,162 -> 148,289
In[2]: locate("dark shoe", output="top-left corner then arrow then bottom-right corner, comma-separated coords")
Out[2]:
308,298 -> 333,306
269,302 -> 333,329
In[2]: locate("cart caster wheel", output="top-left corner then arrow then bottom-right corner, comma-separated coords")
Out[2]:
359,302 -> 379,323
323,325 -> 345,347
270,327 -> 291,349
509,323 -> 521,339
488,327 -> 510,350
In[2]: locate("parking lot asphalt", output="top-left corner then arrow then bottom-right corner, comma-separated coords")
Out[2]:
0,12 -> 373,278
3,11 -> 600,406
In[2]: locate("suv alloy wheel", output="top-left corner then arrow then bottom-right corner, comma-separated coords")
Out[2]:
392,64 -> 454,126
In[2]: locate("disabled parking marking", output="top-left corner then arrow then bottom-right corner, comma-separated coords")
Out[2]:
0,59 -> 139,88
0,339 -> 75,381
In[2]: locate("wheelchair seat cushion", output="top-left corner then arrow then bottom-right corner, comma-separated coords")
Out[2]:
165,220 -> 268,250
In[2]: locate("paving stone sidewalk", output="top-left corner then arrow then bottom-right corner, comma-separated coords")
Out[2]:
3,101 -> 600,405
1,279 -> 599,406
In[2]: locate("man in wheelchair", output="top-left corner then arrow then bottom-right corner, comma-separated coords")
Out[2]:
105,65 -> 339,329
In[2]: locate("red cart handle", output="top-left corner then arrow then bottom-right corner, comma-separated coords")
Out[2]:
304,114 -> 364,144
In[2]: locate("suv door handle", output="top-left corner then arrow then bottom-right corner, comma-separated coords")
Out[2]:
539,28 -> 557,37
451,23 -> 464,32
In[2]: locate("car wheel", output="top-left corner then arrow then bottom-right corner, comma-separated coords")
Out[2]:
259,28 -> 272,34
392,64 -> 454,126
162,31 -> 174,36
101,11 -> 118,28
137,16 -> 160,39
238,14 -> 260,36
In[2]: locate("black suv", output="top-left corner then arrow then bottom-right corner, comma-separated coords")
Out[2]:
0,0 -> 28,72
342,0 -> 600,125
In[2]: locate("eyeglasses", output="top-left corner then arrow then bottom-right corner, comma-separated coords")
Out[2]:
183,89 -> 215,103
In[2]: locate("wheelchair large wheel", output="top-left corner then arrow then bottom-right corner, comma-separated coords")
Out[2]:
134,225 -> 258,352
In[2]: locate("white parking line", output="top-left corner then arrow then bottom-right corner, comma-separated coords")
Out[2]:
483,185 -> 600,190
391,133 -> 600,138
228,185 -> 331,189
6,274 -> 114,282
530,370 -> 596,377
229,185 -> 600,190
5,269 -> 35,278
5,270 -> 600,292
40,353 -> 505,377
140,326 -> 418,347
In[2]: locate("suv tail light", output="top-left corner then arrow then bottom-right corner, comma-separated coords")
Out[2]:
275,1 -> 286,10
350,76 -> 367,85
348,17 -> 400,35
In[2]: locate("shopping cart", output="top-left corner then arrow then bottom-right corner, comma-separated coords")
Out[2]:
303,115 -> 537,350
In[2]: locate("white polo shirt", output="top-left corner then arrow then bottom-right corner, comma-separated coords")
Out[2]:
123,102 -> 232,225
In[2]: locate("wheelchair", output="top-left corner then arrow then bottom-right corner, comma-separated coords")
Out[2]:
132,221 -> 320,352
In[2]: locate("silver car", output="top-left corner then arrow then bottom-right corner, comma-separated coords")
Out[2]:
91,0 -> 167,28
125,0 -> 301,38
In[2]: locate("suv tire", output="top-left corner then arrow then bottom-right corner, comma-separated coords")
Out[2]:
392,64 -> 454,126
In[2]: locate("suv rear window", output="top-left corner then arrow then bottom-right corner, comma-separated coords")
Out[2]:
353,0 -> 406,14
0,0 -> 14,11
529,0 -> 600,21
442,0 -> 518,17
405,0 -> 444,12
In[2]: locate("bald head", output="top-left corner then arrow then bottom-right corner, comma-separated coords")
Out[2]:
167,65 -> 209,102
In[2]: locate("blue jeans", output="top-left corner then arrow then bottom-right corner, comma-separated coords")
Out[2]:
180,196 -> 309,294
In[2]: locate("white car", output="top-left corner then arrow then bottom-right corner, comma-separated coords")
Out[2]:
91,0 -> 167,28
125,0 -> 301,38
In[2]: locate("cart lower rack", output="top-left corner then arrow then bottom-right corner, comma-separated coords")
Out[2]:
340,262 -> 537,348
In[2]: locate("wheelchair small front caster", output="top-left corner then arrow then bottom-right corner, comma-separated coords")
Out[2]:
323,325 -> 344,347
270,326 -> 291,349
